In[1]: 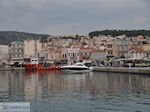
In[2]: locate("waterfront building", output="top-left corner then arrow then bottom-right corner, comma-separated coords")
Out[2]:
61,48 -> 68,64
128,46 -> 147,59
11,41 -> 24,64
0,45 -> 10,66
66,48 -> 80,65
141,44 -> 150,56
60,47 -> 80,65
105,39 -> 116,59
38,49 -> 61,64
115,39 -> 131,58
92,49 -> 106,66
24,39 -> 42,59
79,48 -> 93,62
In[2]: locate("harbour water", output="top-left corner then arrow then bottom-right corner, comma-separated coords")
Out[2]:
0,70 -> 150,112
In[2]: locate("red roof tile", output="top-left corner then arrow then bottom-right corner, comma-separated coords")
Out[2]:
131,46 -> 143,52
92,49 -> 105,53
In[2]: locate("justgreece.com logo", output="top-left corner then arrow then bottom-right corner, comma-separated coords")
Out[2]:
0,102 -> 30,112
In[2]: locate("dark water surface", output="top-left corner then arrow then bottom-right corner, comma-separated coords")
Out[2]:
0,70 -> 150,112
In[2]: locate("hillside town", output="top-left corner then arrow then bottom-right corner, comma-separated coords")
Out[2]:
1,34 -> 150,67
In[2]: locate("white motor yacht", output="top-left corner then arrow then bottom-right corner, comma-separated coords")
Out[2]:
61,63 -> 93,71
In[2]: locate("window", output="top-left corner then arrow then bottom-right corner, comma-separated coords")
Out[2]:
136,52 -> 138,57
140,53 -> 142,57
19,45 -> 22,48
73,53 -> 75,58
108,51 -> 113,55
11,55 -> 14,58
45,53 -> 48,58
108,45 -> 112,48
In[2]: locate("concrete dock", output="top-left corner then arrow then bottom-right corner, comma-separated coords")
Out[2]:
0,67 -> 25,71
93,67 -> 150,75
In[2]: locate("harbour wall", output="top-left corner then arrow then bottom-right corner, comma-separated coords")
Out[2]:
93,67 -> 150,75
0,67 -> 25,71
1,67 -> 150,75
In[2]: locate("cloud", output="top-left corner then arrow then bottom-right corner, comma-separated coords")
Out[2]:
0,0 -> 150,35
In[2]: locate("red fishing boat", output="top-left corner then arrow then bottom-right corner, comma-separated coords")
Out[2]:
23,58 -> 60,71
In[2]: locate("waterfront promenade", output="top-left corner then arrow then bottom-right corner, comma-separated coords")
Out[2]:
94,67 -> 150,75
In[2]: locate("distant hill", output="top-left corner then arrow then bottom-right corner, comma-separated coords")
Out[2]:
89,30 -> 150,38
0,31 -> 49,45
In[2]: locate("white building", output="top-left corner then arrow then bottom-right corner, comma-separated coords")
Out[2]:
61,48 -> 68,64
115,39 -> 131,58
11,41 -> 24,64
92,50 -> 106,66
38,49 -> 61,64
128,46 -> 147,59
24,40 -> 42,59
66,48 -> 80,65
0,45 -> 9,66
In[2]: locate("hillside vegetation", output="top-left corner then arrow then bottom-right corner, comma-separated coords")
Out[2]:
89,30 -> 150,38
0,31 -> 49,45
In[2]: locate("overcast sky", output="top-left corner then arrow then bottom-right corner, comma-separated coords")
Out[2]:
0,0 -> 150,35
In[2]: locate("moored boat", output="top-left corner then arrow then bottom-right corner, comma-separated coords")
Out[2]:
60,63 -> 93,71
23,58 -> 60,71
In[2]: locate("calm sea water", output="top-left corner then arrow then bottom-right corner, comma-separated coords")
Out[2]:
0,70 -> 150,112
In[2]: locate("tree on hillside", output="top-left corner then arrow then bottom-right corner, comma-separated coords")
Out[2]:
40,36 -> 48,43
89,30 -> 150,38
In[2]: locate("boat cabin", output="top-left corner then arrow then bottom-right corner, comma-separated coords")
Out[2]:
30,58 -> 39,64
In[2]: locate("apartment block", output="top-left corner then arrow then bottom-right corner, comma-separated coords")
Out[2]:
11,41 -> 24,64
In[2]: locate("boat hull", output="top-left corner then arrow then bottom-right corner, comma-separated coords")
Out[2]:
61,67 -> 89,70
61,69 -> 92,74
60,67 -> 93,74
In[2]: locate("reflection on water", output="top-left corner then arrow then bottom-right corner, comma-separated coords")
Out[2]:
0,71 -> 150,112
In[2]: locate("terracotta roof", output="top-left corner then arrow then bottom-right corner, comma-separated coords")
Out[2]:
131,46 -> 143,52
42,49 -> 60,53
142,44 -> 150,46
92,49 -> 105,53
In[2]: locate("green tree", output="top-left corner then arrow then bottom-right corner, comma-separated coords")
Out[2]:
40,36 -> 48,43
